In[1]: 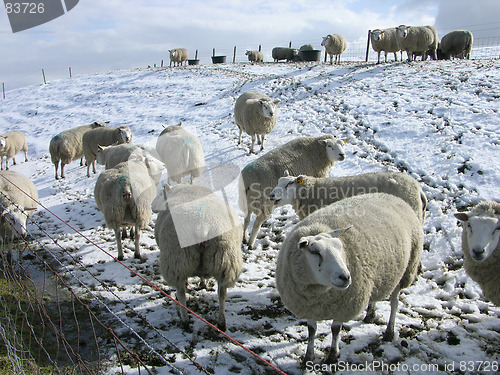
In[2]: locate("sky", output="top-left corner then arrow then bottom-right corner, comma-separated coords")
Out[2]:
1,0 -> 499,90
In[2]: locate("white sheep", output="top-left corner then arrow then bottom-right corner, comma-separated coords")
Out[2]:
239,135 -> 346,249
169,48 -> 189,67
245,50 -> 264,63
96,143 -> 164,186
438,30 -> 473,60
396,25 -> 438,61
49,121 -> 107,179
321,34 -> 347,64
0,170 -> 38,255
155,122 -> 204,185
276,193 -> 423,365
370,28 -> 401,63
94,158 -> 156,260
234,92 -> 279,154
272,47 -> 298,62
0,131 -> 28,170
454,201 -> 500,306
270,171 -> 427,223
154,183 -> 243,331
82,126 -> 132,177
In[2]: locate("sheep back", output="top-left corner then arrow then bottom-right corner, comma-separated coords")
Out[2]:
276,193 -> 423,322
234,92 -> 277,137
155,184 -> 243,289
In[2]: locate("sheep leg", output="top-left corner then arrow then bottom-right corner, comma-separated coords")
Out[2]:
383,285 -> 400,341
363,302 -> 377,323
23,150 -> 28,162
133,225 -> 143,260
242,213 -> 251,244
54,160 -> 60,180
114,228 -> 124,261
326,322 -> 342,363
86,162 -> 91,178
259,135 -> 265,151
176,283 -> 189,327
12,157 -> 16,165
237,128 -> 243,145
92,161 -> 96,174
80,157 -> 83,166
302,320 -> 317,367
247,215 -> 265,249
217,283 -> 227,331
249,135 -> 256,154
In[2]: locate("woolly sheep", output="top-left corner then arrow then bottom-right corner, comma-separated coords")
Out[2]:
0,131 -> 28,170
154,184 -> 243,330
96,143 -> 164,186
49,121 -> 107,180
245,50 -> 264,63
239,135 -> 346,248
272,47 -> 298,62
169,48 -> 189,67
455,201 -> 500,306
234,92 -> 279,154
396,25 -> 438,61
82,126 -> 132,177
270,171 -> 427,223
438,30 -> 473,60
370,28 -> 401,63
0,170 -> 38,255
276,193 -> 423,365
321,34 -> 347,64
155,123 -> 204,184
94,158 -> 156,260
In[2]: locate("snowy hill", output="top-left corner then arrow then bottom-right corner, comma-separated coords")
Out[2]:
1,60 -> 499,374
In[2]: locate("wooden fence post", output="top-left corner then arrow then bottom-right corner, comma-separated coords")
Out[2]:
233,46 -> 237,63
195,50 -> 198,59
289,41 -> 292,48
42,69 -> 47,84
365,30 -> 371,62
69,67 -> 72,78
258,44 -> 261,52
2,83 -> 5,99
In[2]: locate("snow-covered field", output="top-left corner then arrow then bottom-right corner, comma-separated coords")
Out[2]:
1,59 -> 499,374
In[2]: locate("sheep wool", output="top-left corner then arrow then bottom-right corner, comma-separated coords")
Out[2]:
396,25 -> 438,61
0,131 -> 28,170
321,34 -> 347,64
455,201 -> 500,305
370,28 -> 401,63
438,30 -> 473,60
245,50 -> 264,63
272,47 -> 298,62
169,48 -> 189,67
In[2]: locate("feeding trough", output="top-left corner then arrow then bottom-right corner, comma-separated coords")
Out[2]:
300,49 -> 322,62
212,55 -> 226,64
188,59 -> 200,65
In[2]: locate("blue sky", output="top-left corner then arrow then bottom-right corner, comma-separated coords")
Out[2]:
1,0 -> 499,90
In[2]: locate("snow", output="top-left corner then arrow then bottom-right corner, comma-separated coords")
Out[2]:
1,59 -> 499,374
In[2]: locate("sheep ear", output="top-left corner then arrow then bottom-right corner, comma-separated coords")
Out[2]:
296,176 -> 304,184
342,138 -> 349,144
454,213 -> 469,222
283,170 -> 290,177
318,139 -> 327,145
298,238 -> 309,249
329,226 -> 352,238
273,99 -> 280,105
25,207 -> 37,212
177,121 -> 182,127
246,98 -> 260,105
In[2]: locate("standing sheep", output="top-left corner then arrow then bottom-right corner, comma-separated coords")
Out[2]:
94,158 -> 156,260
239,135 -> 346,249
155,123 -> 204,184
82,126 -> 132,177
169,48 -> 189,67
396,25 -> 438,61
370,28 -> 401,63
276,193 -> 423,365
270,171 -> 427,223
0,170 -> 38,255
245,50 -> 264,63
234,92 -> 279,154
154,184 -> 243,331
437,30 -> 473,60
49,121 -> 107,180
272,47 -> 298,62
321,34 -> 347,64
455,201 -> 500,306
0,131 -> 28,170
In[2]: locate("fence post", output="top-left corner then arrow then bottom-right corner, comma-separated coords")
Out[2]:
289,41 -> 292,48
161,60 -> 163,68
42,69 -> 47,84
195,50 -> 198,60
2,83 -> 5,99
213,48 -> 216,57
233,46 -> 237,63
365,30 -> 371,62
258,44 -> 261,52
69,67 -> 72,78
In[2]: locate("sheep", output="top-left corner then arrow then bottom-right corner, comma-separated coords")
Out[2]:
82,126 -> 132,177
0,131 -> 28,170
239,135 -> 346,249
96,143 -> 164,186
94,158 -> 156,261
437,30 -> 473,60
49,121 -> 107,180
155,122 -> 204,184
454,201 -> 500,306
276,193 -> 423,365
269,171 -> 427,223
0,170 -> 38,255
245,50 -> 264,63
272,47 -> 298,62
396,25 -> 438,61
321,34 -> 347,64
154,183 -> 243,331
234,92 -> 279,154
169,48 -> 189,67
370,28 -> 401,63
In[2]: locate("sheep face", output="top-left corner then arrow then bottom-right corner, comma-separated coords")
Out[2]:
320,139 -> 346,163
455,213 -> 500,261
246,98 -> 276,118
396,25 -> 409,39
269,174 -> 299,207
0,137 -> 6,149
0,205 -> 28,239
297,228 -> 352,290
371,29 -> 383,41
118,127 -> 132,143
